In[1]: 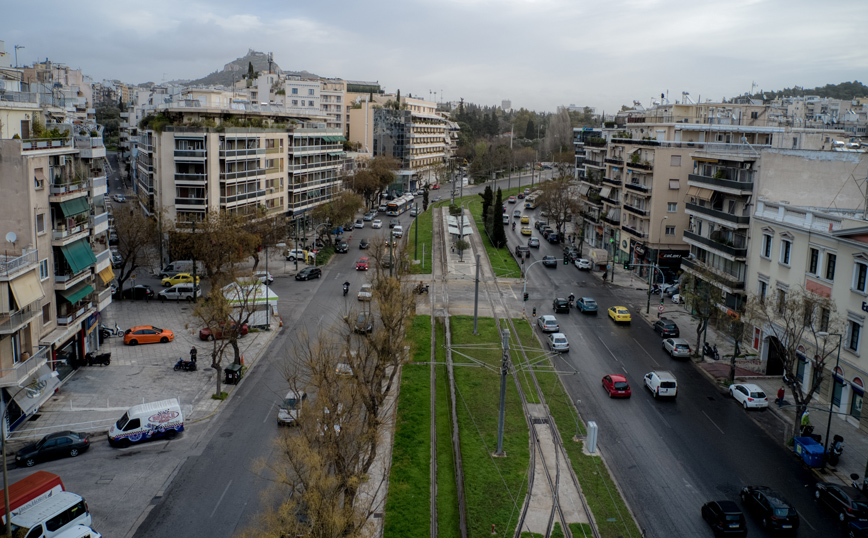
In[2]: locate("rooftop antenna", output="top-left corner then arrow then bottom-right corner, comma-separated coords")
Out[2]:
267,52 -> 273,74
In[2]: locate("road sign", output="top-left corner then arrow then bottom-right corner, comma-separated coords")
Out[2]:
658,305 -> 665,313
607,264 -> 611,270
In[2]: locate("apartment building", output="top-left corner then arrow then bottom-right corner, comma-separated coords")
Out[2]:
0,86 -> 112,430
747,198 -> 868,432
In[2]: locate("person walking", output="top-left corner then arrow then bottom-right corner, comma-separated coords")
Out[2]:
776,385 -> 785,407
190,346 -> 198,364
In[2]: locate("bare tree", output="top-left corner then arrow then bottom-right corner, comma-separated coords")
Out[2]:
310,191 -> 365,247
536,177 -> 581,239
167,212 -> 258,280
111,207 -> 159,295
743,286 -> 843,438
678,268 -> 725,357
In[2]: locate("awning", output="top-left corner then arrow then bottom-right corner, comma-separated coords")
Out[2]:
58,283 -> 94,304
34,168 -> 46,184
58,197 -> 90,217
579,184 -> 590,196
98,266 -> 115,285
599,186 -> 613,198
60,239 -> 97,273
693,157 -> 719,163
11,365 -> 61,419
9,270 -> 45,308
687,186 -> 714,201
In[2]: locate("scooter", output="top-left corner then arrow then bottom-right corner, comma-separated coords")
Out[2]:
703,342 -> 720,360
416,283 -> 429,295
100,323 -> 122,339
85,352 -> 111,366
828,434 -> 844,466
650,284 -> 662,295
343,282 -> 350,296
173,358 -> 197,372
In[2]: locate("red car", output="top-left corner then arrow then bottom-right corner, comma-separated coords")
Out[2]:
355,257 -> 369,271
431,184 -> 440,190
199,322 -> 249,341
602,374 -> 632,398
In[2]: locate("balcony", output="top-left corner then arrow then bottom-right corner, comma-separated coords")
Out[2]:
174,149 -> 207,159
0,303 -> 40,335
21,138 -> 74,152
604,157 -> 624,165
0,345 -> 50,388
624,182 -> 651,195
91,211 -> 109,232
581,211 -> 599,224
220,169 -> 265,181
622,203 -> 649,217
684,202 -> 750,226
220,190 -> 267,205
219,148 -> 265,158
57,302 -> 93,326
95,248 -> 112,271
175,197 -> 207,206
602,176 -> 622,186
622,224 -> 647,239
600,195 -> 620,206
0,250 -> 38,280
601,214 -> 620,226
626,160 -> 653,171
688,172 -> 754,193
49,179 -> 89,198
584,160 -> 604,168
52,223 -> 90,244
175,172 -> 207,185
681,258 -> 745,291
683,230 -> 747,258
98,287 -> 113,311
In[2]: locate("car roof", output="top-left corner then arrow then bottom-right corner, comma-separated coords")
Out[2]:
749,486 -> 792,506
550,332 -> 566,338
580,297 -> 595,301
607,374 -> 627,382
541,315 -> 556,321
651,370 -> 676,380
737,383 -> 764,391
714,500 -> 742,513
667,338 -> 689,345
129,325 -> 157,331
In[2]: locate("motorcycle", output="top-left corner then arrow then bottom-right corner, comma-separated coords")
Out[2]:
512,222 -> 516,231
416,283 -> 430,295
100,322 -> 122,339
650,284 -> 662,295
828,434 -> 844,466
343,282 -> 350,296
568,294 -> 575,308
703,342 -> 720,360
85,352 -> 111,366
173,358 -> 197,372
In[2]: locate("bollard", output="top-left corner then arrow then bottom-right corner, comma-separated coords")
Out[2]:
491,524 -> 496,534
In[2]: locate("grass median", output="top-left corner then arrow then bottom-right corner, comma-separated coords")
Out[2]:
435,318 -> 460,538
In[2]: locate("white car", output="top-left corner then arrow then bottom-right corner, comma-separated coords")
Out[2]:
372,219 -> 383,229
547,333 -> 570,353
277,390 -> 307,426
671,293 -> 684,304
357,283 -> 373,301
729,383 -> 769,409
392,225 -> 404,238
254,271 -> 274,284
644,371 -> 678,399
662,338 -> 691,358
537,315 -> 559,333
113,194 -> 126,203
354,219 -> 364,229
574,258 -> 592,270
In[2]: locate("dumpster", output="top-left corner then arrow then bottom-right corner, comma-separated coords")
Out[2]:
794,436 -> 825,467
224,363 -> 243,385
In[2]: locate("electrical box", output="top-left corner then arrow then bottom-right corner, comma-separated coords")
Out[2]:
586,421 -> 598,453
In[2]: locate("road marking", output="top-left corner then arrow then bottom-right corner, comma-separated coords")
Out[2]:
702,411 -> 725,435
654,407 -> 671,428
596,335 -> 619,362
263,403 -> 273,423
633,337 -> 660,368
210,480 -> 232,518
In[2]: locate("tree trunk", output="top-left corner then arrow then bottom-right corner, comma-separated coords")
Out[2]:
212,351 -> 222,397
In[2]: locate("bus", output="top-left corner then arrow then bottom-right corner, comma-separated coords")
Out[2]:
386,194 -> 415,217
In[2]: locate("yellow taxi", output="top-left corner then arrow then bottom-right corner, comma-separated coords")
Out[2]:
161,273 -> 201,287
520,226 -> 532,236
608,306 -> 632,323
520,215 -> 530,224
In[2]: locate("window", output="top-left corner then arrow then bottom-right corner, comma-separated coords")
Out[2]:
291,99 -> 297,105
665,226 -> 676,235
850,388 -> 863,419
751,111 -> 759,119
854,261 -> 868,293
336,96 -> 341,103
291,88 -> 298,95
847,320 -> 862,352
761,234 -> 772,258
758,280 -> 768,303
670,155 -> 681,167
42,303 -> 51,323
308,89 -> 314,96
826,253 -> 837,280
833,376 -> 844,406
776,289 -> 787,314
39,259 -> 49,280
668,179 -> 679,189
780,239 -> 791,265
819,307 -> 830,332
667,202 -> 677,212
808,248 -> 819,274
36,213 -> 45,234
727,200 -> 736,214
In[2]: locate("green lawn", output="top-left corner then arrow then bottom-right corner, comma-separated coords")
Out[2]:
409,206 -> 435,274
383,316 -> 432,538
435,318 -> 461,538
450,316 -> 529,537
466,200 -> 522,278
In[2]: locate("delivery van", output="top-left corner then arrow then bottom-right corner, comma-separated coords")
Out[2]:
158,283 -> 199,302
0,471 -> 65,524
159,260 -> 204,278
108,398 -> 184,448
9,491 -> 91,538
54,525 -> 102,538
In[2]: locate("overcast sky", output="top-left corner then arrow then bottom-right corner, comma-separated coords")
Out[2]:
5,0 -> 867,113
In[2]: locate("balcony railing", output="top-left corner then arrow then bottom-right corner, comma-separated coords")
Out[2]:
622,224 -> 647,239
91,176 -> 107,190
0,303 -> 39,334
0,249 -> 38,278
219,190 -> 267,205
52,223 -> 89,241
175,197 -> 207,206
49,179 -> 89,195
601,214 -> 620,226
95,248 -> 111,267
174,149 -> 207,159
581,211 -> 599,223
623,203 -> 649,217
175,173 -> 207,184
684,202 -> 750,225
683,230 -> 747,257
584,160 -> 604,168
600,195 -> 620,206
681,258 -> 745,290
57,302 -> 93,326
219,169 -> 265,180
688,173 -> 754,192
0,345 -> 50,388
21,137 -> 74,151
219,148 -> 265,158
626,160 -> 653,170
624,182 -> 651,194
604,157 -> 624,165
602,177 -> 622,186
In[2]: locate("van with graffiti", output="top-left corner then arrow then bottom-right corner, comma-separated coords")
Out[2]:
108,398 -> 184,448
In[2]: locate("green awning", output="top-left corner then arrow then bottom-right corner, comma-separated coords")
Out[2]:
58,197 -> 90,217
60,239 -> 97,273
336,136 -> 347,142
59,283 -> 93,304
328,152 -> 345,157
324,136 -> 336,142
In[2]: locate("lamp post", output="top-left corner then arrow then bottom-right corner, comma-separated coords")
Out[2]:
818,331 -> 843,468
414,202 -> 419,260
14,45 -> 24,68
646,215 -> 668,312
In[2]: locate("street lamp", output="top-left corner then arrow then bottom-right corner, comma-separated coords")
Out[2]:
14,45 -> 24,69
818,331 -> 843,468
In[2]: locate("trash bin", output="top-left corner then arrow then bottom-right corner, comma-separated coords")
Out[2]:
794,436 -> 825,467
224,363 -> 243,385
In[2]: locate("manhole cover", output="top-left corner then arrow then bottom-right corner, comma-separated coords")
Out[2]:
220,432 -> 233,438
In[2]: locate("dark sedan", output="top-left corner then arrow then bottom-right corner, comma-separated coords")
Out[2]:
553,298 -> 570,313
815,482 -> 868,524
653,318 -> 680,337
542,255 -> 558,267
121,284 -> 155,300
701,500 -> 747,537
295,267 -> 322,280
740,485 -> 799,533
16,431 -> 90,467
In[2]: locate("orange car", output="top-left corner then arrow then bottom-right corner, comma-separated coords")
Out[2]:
124,325 -> 175,346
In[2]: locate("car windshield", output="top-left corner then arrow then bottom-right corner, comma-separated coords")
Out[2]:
675,344 -> 689,350
554,337 -> 566,343
585,300 -> 597,307
618,309 -> 627,314
661,381 -> 676,388
772,507 -> 793,517
724,514 -> 742,521
116,412 -> 130,430
750,391 -> 766,398
152,327 -> 163,332
283,398 -> 300,409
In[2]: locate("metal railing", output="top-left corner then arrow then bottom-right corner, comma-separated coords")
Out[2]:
57,302 -> 93,326
52,223 -> 89,240
174,173 -> 207,184
684,202 -> 750,225
0,304 -> 39,334
219,148 -> 264,158
0,250 -> 38,277
0,345 -> 50,387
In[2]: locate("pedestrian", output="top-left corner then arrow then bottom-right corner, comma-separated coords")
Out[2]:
190,346 -> 198,364
776,385 -> 785,407
602,271 -> 608,283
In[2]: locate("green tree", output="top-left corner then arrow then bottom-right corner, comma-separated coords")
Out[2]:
422,188 -> 430,211
247,61 -> 255,80
525,118 -> 536,139
490,189 -> 507,248
480,185 -> 493,236
112,206 -> 159,296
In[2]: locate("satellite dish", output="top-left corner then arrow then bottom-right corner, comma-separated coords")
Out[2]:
5,232 -> 17,244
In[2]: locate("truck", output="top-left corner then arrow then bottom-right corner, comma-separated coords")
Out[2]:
0,471 -> 65,524
159,260 -> 205,278
525,191 -> 542,209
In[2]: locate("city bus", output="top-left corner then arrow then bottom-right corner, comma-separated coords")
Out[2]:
386,194 -> 415,217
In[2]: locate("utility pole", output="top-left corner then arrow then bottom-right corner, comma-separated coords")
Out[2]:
191,220 -> 198,301
495,329 -> 510,456
473,254 -> 480,334
414,202 -> 419,260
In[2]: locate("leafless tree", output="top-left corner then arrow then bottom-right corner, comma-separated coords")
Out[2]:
537,177 -> 581,239
111,206 -> 159,295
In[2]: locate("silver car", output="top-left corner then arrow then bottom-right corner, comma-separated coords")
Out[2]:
547,333 -> 570,353
574,258 -> 592,270
662,338 -> 691,358
537,315 -> 559,333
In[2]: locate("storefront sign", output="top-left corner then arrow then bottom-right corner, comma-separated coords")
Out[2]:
634,244 -> 646,256
660,252 -> 685,259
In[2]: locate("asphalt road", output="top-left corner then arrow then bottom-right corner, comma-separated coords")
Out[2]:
503,211 -> 843,537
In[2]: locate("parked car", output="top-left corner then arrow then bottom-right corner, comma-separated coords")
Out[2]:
653,318 -> 680,337
16,431 -> 90,467
372,219 -> 383,229
295,267 -> 322,280
113,194 -> 126,203
535,220 -> 548,231
576,297 -> 598,314
110,251 -> 123,268
553,298 -> 570,313
254,271 -> 274,284
740,485 -> 799,532
644,371 -> 677,399
528,237 -> 540,248
335,241 -> 349,253
161,273 -> 200,287
547,333 -> 569,353
158,284 -> 199,302
547,232 -> 560,244
729,383 -> 769,409
537,315 -> 559,333
358,283 -> 373,302
431,184 -> 440,190
662,338 -> 691,358
608,306 -> 632,323
121,284 -> 154,300
701,500 -> 747,537
355,257 -> 369,271
284,249 -> 309,262
574,258 -> 592,270
354,219 -> 364,229
515,245 -> 530,259
815,482 -> 868,524
602,375 -> 631,398
199,322 -> 249,341
563,246 -> 579,259
124,325 -> 174,346
277,391 -> 307,426
672,293 -> 684,304
363,212 -> 375,221
542,255 -> 558,267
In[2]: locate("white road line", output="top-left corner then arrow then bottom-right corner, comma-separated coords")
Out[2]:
633,337 -> 661,368
263,403 -> 273,423
702,411 -> 725,435
210,480 -> 232,518
596,335 -> 619,362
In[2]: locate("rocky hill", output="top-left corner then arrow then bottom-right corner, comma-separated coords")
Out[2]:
182,50 -> 319,88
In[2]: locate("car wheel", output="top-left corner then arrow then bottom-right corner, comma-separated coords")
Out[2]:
207,335 -> 214,341
653,389 -> 658,399
166,429 -> 178,440
840,512 -> 847,523
762,517 -> 769,529
743,401 -> 748,409
24,458 -> 36,467
288,256 -> 296,262
129,339 -> 138,346
118,439 -> 131,448
69,448 -> 80,457
159,296 -> 166,302
814,489 -> 821,500
160,337 -> 169,343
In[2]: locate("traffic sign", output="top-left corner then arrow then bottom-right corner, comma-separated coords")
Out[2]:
658,305 -> 665,313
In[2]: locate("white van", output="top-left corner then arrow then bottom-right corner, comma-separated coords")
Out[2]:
392,225 -> 404,238
158,283 -> 199,302
9,492 -> 91,538
54,525 -> 102,538
159,260 -> 204,278
108,398 -> 184,447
